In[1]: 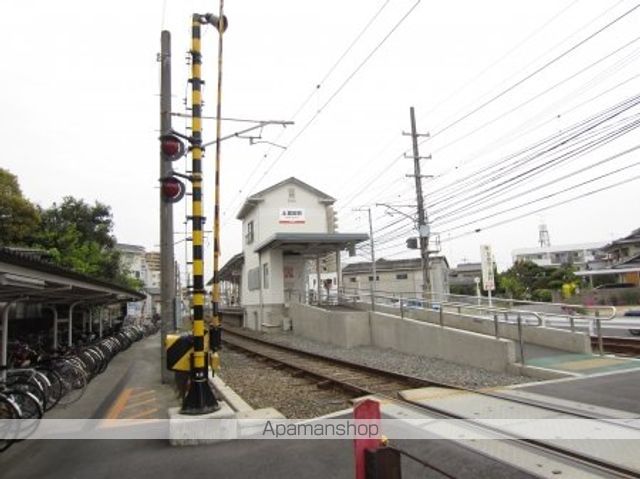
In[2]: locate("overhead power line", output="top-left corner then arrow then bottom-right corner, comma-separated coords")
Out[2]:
422,2 -> 640,145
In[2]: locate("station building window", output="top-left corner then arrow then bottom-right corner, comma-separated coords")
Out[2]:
263,262 -> 269,289
396,273 -> 408,280
246,221 -> 254,244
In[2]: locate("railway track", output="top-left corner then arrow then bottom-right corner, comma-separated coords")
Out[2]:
221,326 -> 450,398
222,326 -> 640,478
591,336 -> 640,356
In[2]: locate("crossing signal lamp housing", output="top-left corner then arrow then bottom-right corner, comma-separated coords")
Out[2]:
160,176 -> 185,203
160,133 -> 186,161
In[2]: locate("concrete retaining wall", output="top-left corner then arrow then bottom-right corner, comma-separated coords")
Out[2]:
369,312 -> 516,373
289,303 -> 516,373
290,303 -> 370,348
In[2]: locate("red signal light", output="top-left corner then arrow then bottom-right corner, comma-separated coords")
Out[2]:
160,177 -> 185,203
160,134 -> 185,161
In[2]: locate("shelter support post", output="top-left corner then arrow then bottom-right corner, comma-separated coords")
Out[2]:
335,248 -> 341,303
46,306 -> 59,350
316,255 -> 321,305
68,301 -> 82,347
1,299 -> 22,381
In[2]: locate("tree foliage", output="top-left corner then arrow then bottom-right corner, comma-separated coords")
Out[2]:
0,168 -> 40,245
0,169 -> 142,291
33,197 -> 125,283
498,260 -> 577,301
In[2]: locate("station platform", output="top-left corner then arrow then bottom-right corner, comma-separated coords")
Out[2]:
43,332 -> 179,421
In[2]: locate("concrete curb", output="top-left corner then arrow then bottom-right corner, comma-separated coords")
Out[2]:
209,373 -> 254,413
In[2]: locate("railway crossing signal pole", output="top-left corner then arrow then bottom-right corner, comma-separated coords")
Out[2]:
181,12 -> 226,415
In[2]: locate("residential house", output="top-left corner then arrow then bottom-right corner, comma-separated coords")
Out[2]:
341,256 -> 450,298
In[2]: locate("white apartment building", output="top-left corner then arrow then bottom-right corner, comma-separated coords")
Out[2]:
511,242 -> 607,269
236,177 -> 367,330
116,243 -> 148,282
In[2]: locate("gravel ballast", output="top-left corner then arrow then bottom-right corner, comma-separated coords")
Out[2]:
226,328 -> 536,389
218,349 -> 354,419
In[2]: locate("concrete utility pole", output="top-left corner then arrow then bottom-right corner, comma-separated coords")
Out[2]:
159,30 -> 174,384
405,106 -> 431,297
354,207 -> 376,310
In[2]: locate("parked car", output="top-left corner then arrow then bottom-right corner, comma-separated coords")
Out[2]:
624,310 -> 640,336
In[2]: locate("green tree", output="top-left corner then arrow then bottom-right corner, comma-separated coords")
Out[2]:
0,168 -> 40,245
33,197 -> 139,289
497,260 -> 549,300
547,263 -> 577,290
1,170 -> 141,291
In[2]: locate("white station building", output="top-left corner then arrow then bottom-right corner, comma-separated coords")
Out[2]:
233,177 -> 367,330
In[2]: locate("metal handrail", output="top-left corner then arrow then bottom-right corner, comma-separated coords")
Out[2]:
350,291 -> 545,325
340,287 -> 617,320
423,290 -> 617,320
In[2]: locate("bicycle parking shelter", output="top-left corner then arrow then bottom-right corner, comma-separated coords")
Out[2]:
0,248 -> 144,370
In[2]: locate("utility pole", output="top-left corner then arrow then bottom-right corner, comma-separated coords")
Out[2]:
404,106 -> 431,298
159,30 -> 174,384
354,207 -> 376,310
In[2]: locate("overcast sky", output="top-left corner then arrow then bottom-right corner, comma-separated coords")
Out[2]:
1,0 -> 639,281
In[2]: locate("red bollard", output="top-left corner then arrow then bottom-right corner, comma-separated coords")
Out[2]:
353,399 -> 381,479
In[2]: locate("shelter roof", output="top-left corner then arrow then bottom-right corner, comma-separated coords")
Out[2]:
253,233 -> 367,257
0,247 -> 144,305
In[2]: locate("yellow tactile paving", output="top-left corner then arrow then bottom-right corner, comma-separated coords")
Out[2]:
555,357 -> 629,371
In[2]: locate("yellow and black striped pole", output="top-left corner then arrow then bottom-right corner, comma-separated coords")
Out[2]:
181,13 -> 219,414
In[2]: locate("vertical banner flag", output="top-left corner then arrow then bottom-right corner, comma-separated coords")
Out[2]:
480,244 -> 495,291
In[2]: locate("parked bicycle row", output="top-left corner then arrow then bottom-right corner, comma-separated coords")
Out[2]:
0,323 -> 156,452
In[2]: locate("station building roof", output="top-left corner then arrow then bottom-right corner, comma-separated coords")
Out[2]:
236,177 -> 335,220
208,252 -> 244,285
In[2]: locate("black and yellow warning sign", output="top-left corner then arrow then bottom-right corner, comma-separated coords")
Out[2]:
166,331 -> 210,372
